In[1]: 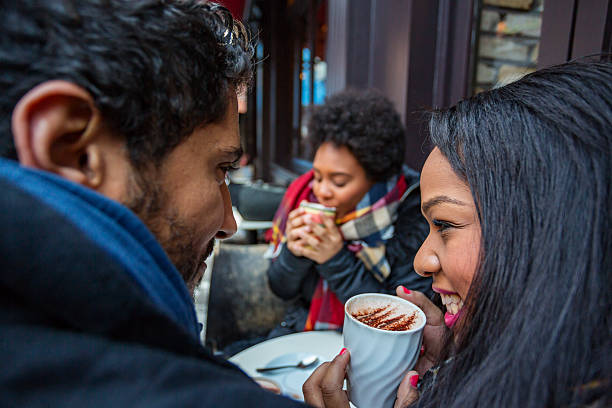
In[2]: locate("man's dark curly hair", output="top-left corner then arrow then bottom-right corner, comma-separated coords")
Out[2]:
0,0 -> 253,169
308,89 -> 406,182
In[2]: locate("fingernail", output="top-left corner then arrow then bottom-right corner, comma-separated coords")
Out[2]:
402,286 -> 411,294
339,348 -> 347,356
409,375 -> 419,388
420,345 -> 425,356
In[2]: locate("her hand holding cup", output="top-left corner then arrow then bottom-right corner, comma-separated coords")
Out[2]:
285,201 -> 340,264
303,293 -> 426,408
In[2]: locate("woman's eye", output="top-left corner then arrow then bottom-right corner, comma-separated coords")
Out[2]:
331,178 -> 349,188
433,219 -> 454,233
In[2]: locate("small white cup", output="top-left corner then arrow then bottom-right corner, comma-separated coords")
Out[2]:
343,293 -> 426,408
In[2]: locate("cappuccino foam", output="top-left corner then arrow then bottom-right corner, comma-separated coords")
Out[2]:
348,297 -> 420,331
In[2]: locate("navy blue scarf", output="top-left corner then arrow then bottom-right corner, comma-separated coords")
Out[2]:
0,158 -> 200,340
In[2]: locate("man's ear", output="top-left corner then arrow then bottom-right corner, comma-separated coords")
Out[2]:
11,80 -> 107,188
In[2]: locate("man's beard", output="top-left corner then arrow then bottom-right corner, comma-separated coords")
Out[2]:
122,168 -> 214,295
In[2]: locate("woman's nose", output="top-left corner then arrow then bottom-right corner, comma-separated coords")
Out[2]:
215,183 -> 237,240
318,181 -> 333,199
413,235 -> 440,277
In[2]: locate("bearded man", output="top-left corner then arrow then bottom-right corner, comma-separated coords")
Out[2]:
0,1 -> 302,406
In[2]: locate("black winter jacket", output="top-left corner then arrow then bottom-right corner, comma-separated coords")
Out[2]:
0,175 -> 303,407
266,170 -> 431,334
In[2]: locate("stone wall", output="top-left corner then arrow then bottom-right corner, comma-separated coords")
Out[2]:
473,0 -> 544,93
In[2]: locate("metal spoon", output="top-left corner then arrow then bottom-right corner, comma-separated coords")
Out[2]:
255,355 -> 319,373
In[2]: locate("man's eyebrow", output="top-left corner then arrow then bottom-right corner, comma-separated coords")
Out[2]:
421,195 -> 468,215
219,147 -> 243,162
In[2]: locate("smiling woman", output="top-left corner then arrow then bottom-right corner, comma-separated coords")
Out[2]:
301,58 -> 612,408
413,59 -> 612,408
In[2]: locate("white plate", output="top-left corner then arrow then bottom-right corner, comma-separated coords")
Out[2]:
258,352 -> 324,400
229,331 -> 344,400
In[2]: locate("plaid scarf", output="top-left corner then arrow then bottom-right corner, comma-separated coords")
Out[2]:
267,167 -> 418,331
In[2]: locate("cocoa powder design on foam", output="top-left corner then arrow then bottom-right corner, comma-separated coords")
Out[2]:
351,305 -> 417,331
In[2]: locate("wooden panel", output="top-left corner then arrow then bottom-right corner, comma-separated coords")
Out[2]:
370,0 -> 411,123
433,0 -> 474,108
272,2 -> 296,169
346,0 -> 373,89
605,4 -> 612,54
571,0 -> 611,59
538,0 -> 576,68
403,0 -> 440,170
325,0 -> 349,96
326,0 -> 373,95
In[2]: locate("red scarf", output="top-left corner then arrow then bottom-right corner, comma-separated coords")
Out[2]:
266,170 -> 345,331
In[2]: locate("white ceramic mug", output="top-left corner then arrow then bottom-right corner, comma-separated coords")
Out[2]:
343,293 -> 426,408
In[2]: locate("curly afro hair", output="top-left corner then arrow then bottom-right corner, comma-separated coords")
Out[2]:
308,88 -> 406,182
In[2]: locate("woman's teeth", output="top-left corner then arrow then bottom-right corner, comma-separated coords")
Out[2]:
441,293 -> 464,315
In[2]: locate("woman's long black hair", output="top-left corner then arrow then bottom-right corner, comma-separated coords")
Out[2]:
418,59 -> 611,407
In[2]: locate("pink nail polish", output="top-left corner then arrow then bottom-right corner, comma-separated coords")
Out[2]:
403,286 -> 411,294
420,345 -> 425,356
339,348 -> 347,356
409,375 -> 419,388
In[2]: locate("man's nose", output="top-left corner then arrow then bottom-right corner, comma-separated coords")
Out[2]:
216,183 -> 237,239
413,234 -> 440,277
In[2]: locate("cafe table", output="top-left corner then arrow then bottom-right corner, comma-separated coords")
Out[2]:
229,330 -> 344,401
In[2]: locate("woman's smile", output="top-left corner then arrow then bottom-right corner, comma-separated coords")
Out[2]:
433,286 -> 465,327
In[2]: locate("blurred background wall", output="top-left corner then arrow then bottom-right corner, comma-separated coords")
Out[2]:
219,0 -> 611,183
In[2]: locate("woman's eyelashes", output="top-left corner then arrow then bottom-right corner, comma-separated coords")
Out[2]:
314,177 -> 348,188
432,219 -> 459,235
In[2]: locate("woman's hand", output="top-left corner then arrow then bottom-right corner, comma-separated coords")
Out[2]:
285,207 -> 311,257
299,214 -> 344,264
394,370 -> 420,408
303,349 -> 350,408
303,349 -> 420,408
396,287 -> 447,374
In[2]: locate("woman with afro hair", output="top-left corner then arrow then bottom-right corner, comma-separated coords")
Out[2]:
266,89 -> 431,335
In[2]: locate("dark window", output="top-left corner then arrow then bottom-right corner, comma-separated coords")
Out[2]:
296,1 -> 328,162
